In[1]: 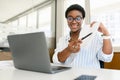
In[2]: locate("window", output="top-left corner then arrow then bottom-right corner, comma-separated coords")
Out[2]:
27,11 -> 37,29
9,4 -> 53,37
38,5 -> 52,37
19,16 -> 27,27
11,20 -> 18,26
2,0 -> 55,48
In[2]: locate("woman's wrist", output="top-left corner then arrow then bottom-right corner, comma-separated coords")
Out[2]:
102,33 -> 111,39
66,47 -> 72,54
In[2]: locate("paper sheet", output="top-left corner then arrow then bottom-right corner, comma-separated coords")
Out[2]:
79,22 -> 100,47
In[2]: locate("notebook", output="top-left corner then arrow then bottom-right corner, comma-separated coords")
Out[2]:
7,32 -> 71,74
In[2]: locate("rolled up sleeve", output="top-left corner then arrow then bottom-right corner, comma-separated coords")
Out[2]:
97,49 -> 114,62
52,36 -> 68,64
52,49 -> 62,64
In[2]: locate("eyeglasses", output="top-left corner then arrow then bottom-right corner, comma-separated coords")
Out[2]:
67,16 -> 82,22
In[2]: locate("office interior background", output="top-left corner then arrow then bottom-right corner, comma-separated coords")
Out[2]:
0,0 -> 120,69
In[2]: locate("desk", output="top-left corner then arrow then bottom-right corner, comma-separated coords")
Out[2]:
0,61 -> 120,80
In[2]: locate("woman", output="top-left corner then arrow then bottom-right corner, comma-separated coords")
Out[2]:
52,4 -> 113,68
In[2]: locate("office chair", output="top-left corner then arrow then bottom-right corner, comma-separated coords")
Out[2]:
99,60 -> 104,68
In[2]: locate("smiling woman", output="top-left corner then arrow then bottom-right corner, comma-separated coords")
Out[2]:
53,4 -> 113,69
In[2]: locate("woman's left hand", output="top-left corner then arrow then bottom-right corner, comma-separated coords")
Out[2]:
98,22 -> 110,36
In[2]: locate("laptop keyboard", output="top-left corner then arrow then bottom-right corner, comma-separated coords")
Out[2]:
52,66 -> 71,71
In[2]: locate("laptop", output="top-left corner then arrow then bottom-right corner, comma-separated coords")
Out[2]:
7,32 -> 71,74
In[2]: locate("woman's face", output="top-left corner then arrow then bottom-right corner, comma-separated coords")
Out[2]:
67,10 -> 83,32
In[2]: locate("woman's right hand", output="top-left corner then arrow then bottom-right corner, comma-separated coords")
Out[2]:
68,39 -> 82,53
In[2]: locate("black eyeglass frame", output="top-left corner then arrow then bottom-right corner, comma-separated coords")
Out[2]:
67,16 -> 83,22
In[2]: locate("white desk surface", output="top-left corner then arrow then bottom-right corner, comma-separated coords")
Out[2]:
0,60 -> 120,80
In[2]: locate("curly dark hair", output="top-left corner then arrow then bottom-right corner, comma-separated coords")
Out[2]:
65,4 -> 85,19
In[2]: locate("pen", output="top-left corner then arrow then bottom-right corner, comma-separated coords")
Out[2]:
81,32 -> 92,40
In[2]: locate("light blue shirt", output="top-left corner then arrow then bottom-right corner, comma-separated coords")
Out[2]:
52,31 -> 113,69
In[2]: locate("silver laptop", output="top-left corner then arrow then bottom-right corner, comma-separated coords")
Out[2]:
7,32 -> 71,74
